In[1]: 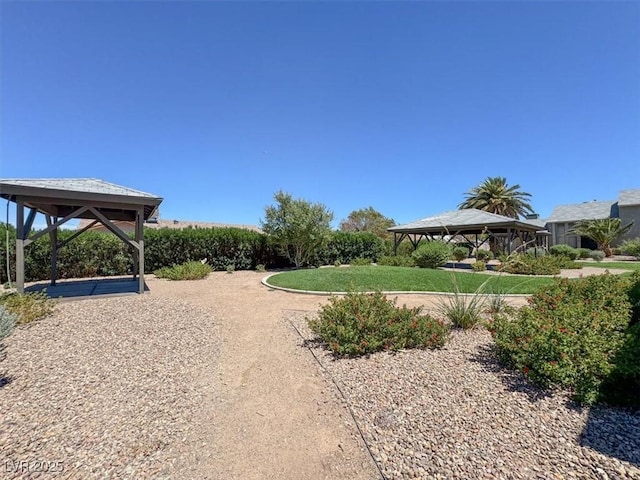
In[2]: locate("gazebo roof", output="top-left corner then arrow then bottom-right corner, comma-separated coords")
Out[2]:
388,209 -> 545,235
0,178 -> 163,221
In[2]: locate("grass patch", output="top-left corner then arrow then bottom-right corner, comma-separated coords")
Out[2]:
267,266 -> 554,294
0,292 -> 55,325
154,261 -> 212,280
578,261 -> 640,271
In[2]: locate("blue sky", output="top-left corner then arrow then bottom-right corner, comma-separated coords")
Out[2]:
1,1 -> 639,229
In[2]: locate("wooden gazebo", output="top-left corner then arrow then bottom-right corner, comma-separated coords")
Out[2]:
0,178 -> 163,294
388,209 -> 549,255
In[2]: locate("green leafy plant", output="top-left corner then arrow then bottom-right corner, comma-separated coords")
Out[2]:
475,249 -> 494,261
436,276 -> 488,329
472,260 -> 487,272
589,250 -> 605,262
452,246 -> 469,262
154,261 -> 212,280
491,273 -> 638,405
349,257 -> 372,266
308,291 -> 449,356
412,241 -> 452,269
0,304 -> 17,361
499,253 -> 580,275
549,244 -> 579,260
226,264 -> 235,274
0,292 -> 55,325
571,218 -> 633,257
256,264 -> 266,273
261,190 -> 333,268
376,255 -> 416,267
620,239 -> 640,260
576,248 -> 592,259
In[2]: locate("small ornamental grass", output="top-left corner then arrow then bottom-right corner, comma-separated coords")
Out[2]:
308,291 -> 449,356
376,255 -> 416,267
0,292 -> 55,325
436,275 -> 489,329
490,272 -> 639,406
154,261 -> 212,281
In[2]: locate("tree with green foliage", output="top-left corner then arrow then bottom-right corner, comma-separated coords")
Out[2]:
261,191 -> 334,268
571,218 -> 634,257
339,207 -> 395,239
459,176 -> 534,219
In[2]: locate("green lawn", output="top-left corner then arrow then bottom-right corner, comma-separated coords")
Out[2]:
266,266 -> 557,294
578,261 -> 640,270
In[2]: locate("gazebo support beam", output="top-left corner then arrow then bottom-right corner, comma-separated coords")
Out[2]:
16,201 -> 25,293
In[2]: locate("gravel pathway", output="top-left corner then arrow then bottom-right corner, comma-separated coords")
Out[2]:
289,313 -> 640,480
0,296 -> 220,479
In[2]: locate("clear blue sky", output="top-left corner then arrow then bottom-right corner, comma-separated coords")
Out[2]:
1,1 -> 639,228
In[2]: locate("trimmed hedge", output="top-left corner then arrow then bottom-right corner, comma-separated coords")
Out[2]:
0,224 -> 388,282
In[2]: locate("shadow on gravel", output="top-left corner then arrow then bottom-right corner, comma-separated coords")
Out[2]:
468,344 -> 555,403
0,374 -> 13,389
580,408 -> 640,467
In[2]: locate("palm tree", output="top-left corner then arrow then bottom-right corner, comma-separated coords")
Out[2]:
459,177 -> 534,219
570,218 -> 633,257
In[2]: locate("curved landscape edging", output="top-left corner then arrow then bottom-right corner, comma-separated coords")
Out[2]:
260,273 -> 531,297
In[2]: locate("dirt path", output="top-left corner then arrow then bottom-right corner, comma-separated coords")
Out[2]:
149,272 -> 380,480
148,271 -> 530,479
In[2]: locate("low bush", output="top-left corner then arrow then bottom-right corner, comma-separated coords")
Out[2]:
154,261 -> 212,280
611,247 -> 622,256
472,261 -> 487,272
0,292 -> 55,325
256,264 -> 266,273
621,239 -> 640,259
376,255 -> 416,267
0,305 -> 16,360
576,248 -> 592,259
452,246 -> 469,262
475,250 -> 494,261
549,244 -> 579,260
350,257 -> 372,266
589,250 -> 605,262
525,247 -> 548,257
412,241 -> 452,269
491,273 -> 639,405
500,254 -> 580,275
308,291 -> 449,356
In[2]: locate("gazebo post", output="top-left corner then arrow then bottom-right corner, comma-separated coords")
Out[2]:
46,215 -> 58,286
136,208 -> 145,294
16,200 -> 25,294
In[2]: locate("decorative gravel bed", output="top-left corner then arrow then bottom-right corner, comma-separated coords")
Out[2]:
288,312 -> 640,480
0,296 -> 219,479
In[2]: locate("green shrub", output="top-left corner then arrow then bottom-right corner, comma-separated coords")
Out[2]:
491,274 -> 636,405
525,247 -> 548,257
316,232 -> 386,266
412,241 -> 452,269
226,264 -> 235,274
589,250 -> 605,262
620,239 -> 640,259
500,254 -> 561,275
376,255 -> 416,267
549,244 -> 579,260
599,322 -> 640,407
350,257 -> 372,266
472,260 -> 487,272
500,253 -> 580,275
611,247 -> 622,256
452,246 -> 469,262
0,292 -> 55,325
0,304 -> 17,361
308,291 -> 449,356
154,261 -> 212,280
256,264 -> 266,273
475,250 -> 494,261
576,248 -> 592,259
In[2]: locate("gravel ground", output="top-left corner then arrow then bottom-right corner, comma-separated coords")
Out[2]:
288,313 -> 640,480
0,296 -> 220,479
